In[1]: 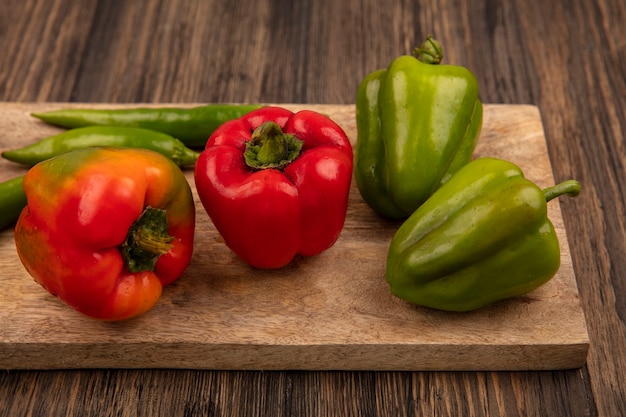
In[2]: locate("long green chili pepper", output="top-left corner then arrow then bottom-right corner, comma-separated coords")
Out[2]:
31,104 -> 263,148
0,175 -> 26,231
2,126 -> 200,167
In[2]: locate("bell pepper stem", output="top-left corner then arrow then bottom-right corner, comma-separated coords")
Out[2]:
121,207 -> 174,273
543,180 -> 582,202
413,35 -> 443,65
244,121 -> 303,170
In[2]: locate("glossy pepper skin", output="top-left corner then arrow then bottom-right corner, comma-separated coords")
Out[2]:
32,104 -> 262,148
2,126 -> 200,167
386,158 -> 581,312
0,176 -> 27,231
355,36 -> 483,219
14,147 -> 195,320
194,106 -> 353,269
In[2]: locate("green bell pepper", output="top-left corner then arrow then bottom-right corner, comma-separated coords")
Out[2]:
386,157 -> 581,312
355,36 -> 483,219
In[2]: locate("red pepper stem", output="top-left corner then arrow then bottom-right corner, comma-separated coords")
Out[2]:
543,180 -> 582,202
413,35 -> 443,65
135,230 -> 174,254
121,207 -> 174,273
244,121 -> 304,170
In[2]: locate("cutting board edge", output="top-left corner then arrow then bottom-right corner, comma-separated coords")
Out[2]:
0,339 -> 589,371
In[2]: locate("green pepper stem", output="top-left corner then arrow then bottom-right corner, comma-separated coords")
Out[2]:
174,146 -> 201,167
121,207 -> 174,273
543,180 -> 582,202
244,121 -> 303,170
413,35 -> 443,65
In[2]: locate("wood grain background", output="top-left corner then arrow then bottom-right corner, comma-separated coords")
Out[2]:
1,0 -> 624,416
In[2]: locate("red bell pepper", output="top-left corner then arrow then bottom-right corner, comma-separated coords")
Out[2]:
194,106 -> 353,269
14,147 -> 195,320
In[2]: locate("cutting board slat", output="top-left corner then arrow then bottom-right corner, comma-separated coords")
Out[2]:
0,103 -> 589,370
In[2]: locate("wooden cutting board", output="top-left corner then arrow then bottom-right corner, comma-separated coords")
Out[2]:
0,102 -> 589,371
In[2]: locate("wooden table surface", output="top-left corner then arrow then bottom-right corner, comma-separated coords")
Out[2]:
0,0 -> 624,416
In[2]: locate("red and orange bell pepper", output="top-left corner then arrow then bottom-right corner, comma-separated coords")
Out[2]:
194,106 -> 353,269
14,147 -> 195,320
